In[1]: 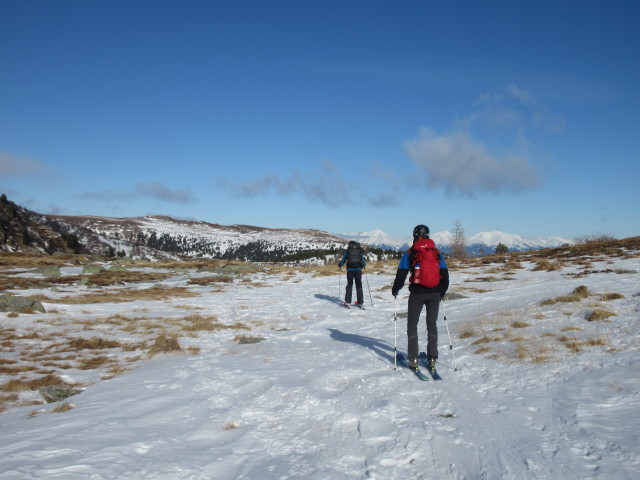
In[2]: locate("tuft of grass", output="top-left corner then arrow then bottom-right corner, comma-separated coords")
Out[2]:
181,314 -> 219,332
599,292 -> 624,301
561,326 -> 583,332
471,335 -> 502,345
188,275 -> 233,285
532,259 -> 563,271
540,285 -> 590,305
33,285 -> 199,305
474,345 -> 492,354
585,309 -> 616,322
458,323 -> 477,339
558,335 -> 582,353
1,374 -> 67,393
149,334 -> 182,355
509,320 -> 530,328
50,402 -> 75,413
78,356 -> 111,370
68,337 -> 123,350
559,334 -> 608,352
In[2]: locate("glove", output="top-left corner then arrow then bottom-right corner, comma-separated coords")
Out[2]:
391,289 -> 398,298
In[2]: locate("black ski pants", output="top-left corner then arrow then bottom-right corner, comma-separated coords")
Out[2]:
345,270 -> 364,305
407,291 -> 440,360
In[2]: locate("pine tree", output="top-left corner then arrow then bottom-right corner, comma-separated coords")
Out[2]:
495,243 -> 509,254
450,220 -> 468,259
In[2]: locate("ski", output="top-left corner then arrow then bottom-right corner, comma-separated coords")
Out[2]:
342,303 -> 366,310
419,352 -> 443,380
396,353 -> 429,381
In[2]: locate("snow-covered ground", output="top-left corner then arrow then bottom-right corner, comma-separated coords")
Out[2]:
0,251 -> 639,479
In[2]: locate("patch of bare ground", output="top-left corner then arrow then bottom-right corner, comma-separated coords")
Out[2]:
458,306 -> 612,364
32,285 -> 200,304
0,259 -> 263,413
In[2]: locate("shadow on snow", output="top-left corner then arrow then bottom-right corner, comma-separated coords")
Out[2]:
314,293 -> 344,306
328,328 -> 395,366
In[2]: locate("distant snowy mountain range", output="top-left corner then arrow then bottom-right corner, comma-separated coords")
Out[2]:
339,229 -> 575,255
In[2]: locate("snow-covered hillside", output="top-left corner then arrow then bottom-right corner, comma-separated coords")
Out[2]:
46,214 -> 349,261
339,229 -> 408,251
0,242 -> 638,479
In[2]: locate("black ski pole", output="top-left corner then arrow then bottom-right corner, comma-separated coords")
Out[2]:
393,296 -> 397,371
441,300 -> 458,371
365,271 -> 373,307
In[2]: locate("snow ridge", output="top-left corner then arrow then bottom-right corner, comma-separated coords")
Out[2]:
339,229 -> 575,254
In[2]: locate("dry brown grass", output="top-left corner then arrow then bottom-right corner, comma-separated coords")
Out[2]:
33,285 -> 200,304
540,286 -> 590,305
1,374 -> 69,393
561,326 -> 583,332
457,323 -> 477,339
177,314 -> 215,331
50,402 -> 75,413
78,356 -> 112,370
585,309 -> 616,322
532,259 -> 563,272
68,337 -> 123,350
0,267 -> 175,291
599,292 -> 625,301
188,275 -> 234,285
558,334 -> 608,353
0,252 -> 76,268
457,299 -> 615,363
149,334 -> 182,355
63,270 -> 174,287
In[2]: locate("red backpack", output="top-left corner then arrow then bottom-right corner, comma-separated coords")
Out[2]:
409,238 -> 441,288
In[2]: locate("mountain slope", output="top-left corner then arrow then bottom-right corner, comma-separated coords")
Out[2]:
46,214 -> 350,262
1,195 -> 351,261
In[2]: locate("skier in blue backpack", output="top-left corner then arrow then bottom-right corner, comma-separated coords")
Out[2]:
338,241 -> 366,308
392,225 -> 449,371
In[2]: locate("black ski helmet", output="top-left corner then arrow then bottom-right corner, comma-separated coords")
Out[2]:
413,224 -> 430,241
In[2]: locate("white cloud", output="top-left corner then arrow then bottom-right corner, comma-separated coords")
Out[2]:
404,128 -> 540,196
0,151 -> 48,176
403,84 -> 566,196
217,161 -> 352,207
135,182 -> 196,204
80,183 -> 196,205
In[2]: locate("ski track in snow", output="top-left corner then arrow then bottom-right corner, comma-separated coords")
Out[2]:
1,255 -> 639,479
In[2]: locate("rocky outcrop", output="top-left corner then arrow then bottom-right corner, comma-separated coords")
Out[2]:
0,295 -> 46,313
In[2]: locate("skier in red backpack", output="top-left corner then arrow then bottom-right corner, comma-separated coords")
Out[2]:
392,225 -> 449,371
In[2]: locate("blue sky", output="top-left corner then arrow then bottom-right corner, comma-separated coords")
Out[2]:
1,0 -> 638,240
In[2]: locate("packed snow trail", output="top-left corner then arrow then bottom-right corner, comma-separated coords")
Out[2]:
1,260 -> 639,479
